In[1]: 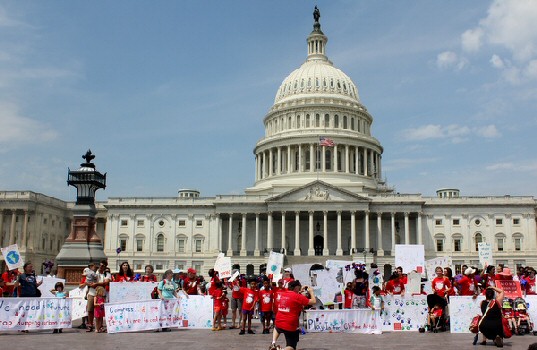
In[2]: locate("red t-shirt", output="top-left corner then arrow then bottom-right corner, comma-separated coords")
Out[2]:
213,289 -> 223,308
525,277 -> 536,295
432,276 -> 451,298
116,275 -> 133,282
344,289 -> 353,309
1,271 -> 18,295
208,276 -> 220,296
274,290 -> 310,332
240,287 -> 258,311
184,277 -> 199,295
458,275 -> 476,296
221,296 -> 229,315
273,288 -> 282,313
258,289 -> 273,312
231,280 -> 243,299
385,280 -> 405,295
400,275 -> 408,285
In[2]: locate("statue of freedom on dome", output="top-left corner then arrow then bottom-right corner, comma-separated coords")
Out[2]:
313,6 -> 320,23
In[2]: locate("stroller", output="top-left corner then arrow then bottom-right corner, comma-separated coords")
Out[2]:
513,297 -> 535,335
426,294 -> 448,332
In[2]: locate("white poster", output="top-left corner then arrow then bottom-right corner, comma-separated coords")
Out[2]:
109,282 -> 158,303
68,286 -> 88,320
306,309 -> 382,334
179,295 -> 214,329
311,269 -> 343,305
478,242 -> 493,268
291,264 -> 314,286
214,255 -> 232,279
267,251 -> 284,281
406,272 -> 421,295
0,298 -> 72,331
425,256 -> 452,281
325,259 -> 359,285
38,277 -> 66,298
1,244 -> 24,271
449,295 -> 485,333
395,245 -> 425,274
381,295 -> 428,332
105,298 -> 182,334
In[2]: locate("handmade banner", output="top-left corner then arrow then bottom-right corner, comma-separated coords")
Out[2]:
0,298 -> 72,331
325,259 -> 361,284
290,264 -> 313,287
214,254 -> 232,279
179,295 -> 213,328
478,242 -> 493,268
108,281 -> 158,303
38,277 -> 66,298
449,295 -> 485,333
267,251 -> 284,282
68,286 -> 88,320
311,269 -> 343,306
395,245 -> 424,274
496,280 -> 523,299
105,298 -> 182,334
1,244 -> 24,271
381,295 -> 428,332
306,309 -> 382,334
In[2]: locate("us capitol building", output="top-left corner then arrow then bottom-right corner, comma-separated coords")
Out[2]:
1,11 -> 536,277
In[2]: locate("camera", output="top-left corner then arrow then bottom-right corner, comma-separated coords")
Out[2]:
301,286 -> 311,298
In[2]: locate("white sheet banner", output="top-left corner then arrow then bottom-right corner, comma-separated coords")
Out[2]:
1,244 -> 24,271
179,295 -> 213,329
105,298 -> 182,334
0,298 -> 72,331
395,244 -> 425,274
306,309 -> 382,334
478,242 -> 493,268
381,295 -> 428,331
108,282 -> 158,303
267,251 -> 284,281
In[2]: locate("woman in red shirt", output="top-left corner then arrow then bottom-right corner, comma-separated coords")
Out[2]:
385,272 -> 405,296
116,261 -> 134,282
140,264 -> 157,282
431,267 -> 451,298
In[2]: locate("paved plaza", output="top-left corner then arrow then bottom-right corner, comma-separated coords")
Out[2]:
2,323 -> 537,350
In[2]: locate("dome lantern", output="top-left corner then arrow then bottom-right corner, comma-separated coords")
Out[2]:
307,6 -> 328,62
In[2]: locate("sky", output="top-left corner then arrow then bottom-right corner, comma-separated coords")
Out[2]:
0,0 -> 536,202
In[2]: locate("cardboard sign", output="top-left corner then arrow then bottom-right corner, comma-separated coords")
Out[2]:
395,245 -> 424,274
496,280 -> 522,299
214,255 -> 232,279
1,244 -> 24,271
478,242 -> 493,268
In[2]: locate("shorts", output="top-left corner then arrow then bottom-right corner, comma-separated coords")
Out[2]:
261,311 -> 273,319
214,306 -> 222,314
87,295 -> 95,313
242,309 -> 254,316
275,327 -> 300,350
231,298 -> 243,311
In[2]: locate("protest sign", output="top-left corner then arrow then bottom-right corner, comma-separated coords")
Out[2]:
267,251 -> 284,282
214,255 -> 232,279
425,257 -> 452,281
496,280 -> 523,299
381,295 -> 428,332
449,295 -> 485,333
0,298 -> 72,331
68,286 -> 88,320
38,277 -> 66,298
395,245 -> 424,274
228,270 -> 240,282
306,309 -> 382,334
109,282 -> 157,303
1,244 -> 24,271
179,295 -> 213,328
478,242 -> 493,268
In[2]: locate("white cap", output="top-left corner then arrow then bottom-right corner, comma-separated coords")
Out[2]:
284,268 -> 292,273
464,267 -> 476,275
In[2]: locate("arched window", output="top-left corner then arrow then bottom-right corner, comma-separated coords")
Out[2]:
296,115 -> 301,128
334,115 -> 339,128
351,117 -> 355,130
156,234 -> 165,252
474,233 -> 483,251
305,150 -> 310,171
315,114 -> 320,127
325,149 -> 332,170
305,114 -> 310,128
343,116 -> 348,129
337,150 -> 343,171
324,114 -> 330,127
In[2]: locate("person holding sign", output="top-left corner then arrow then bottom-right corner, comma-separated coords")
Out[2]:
15,262 -> 42,297
157,269 -> 178,332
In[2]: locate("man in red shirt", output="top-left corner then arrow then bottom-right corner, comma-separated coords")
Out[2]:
270,280 -> 316,350
1,269 -> 19,296
524,268 -> 536,295
384,272 -> 405,296
258,279 -> 274,334
239,279 -> 258,334
456,267 -> 478,297
184,268 -> 201,295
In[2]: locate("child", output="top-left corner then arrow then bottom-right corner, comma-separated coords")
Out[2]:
344,282 -> 354,309
94,286 -> 106,333
427,303 -> 443,331
212,282 -> 224,331
370,286 -> 384,313
51,282 -> 66,333
258,279 -> 273,334
221,289 -> 229,329
502,299 -> 517,334
515,301 -> 530,334
239,279 -> 258,334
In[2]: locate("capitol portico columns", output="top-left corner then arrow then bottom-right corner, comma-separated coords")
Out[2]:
267,212 -> 274,251
404,212 -> 410,244
336,211 -> 343,256
9,210 -> 16,245
21,210 -> 28,248
281,212 -> 286,254
294,211 -> 301,256
240,213 -> 247,256
227,214 -> 233,256
308,211 -> 315,256
254,213 -> 260,256
364,211 -> 370,249
417,212 -> 423,245
377,212 -> 384,256
323,211 -> 329,255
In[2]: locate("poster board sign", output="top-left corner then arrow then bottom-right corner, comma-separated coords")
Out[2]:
381,295 -> 428,332
38,277 -> 66,298
179,295 -> 213,329
425,257 -> 452,281
306,309 -> 382,334
496,280 -> 523,299
0,298 -> 72,331
395,245 -> 424,274
407,272 -> 421,295
449,295 -> 485,333
1,244 -> 24,271
214,255 -> 232,279
109,282 -> 158,303
478,242 -> 493,268
68,286 -> 88,320
267,251 -> 284,282
310,269 -> 343,306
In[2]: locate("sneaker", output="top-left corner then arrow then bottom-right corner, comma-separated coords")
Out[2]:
248,329 -> 255,334
268,343 -> 278,350
239,329 -> 245,335
494,336 -> 503,348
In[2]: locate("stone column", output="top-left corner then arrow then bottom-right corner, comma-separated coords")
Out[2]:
364,148 -> 368,176
417,212 -> 423,245
227,214 -> 233,256
308,211 -> 315,256
294,211 -> 301,256
262,152 -> 266,178
364,211 -> 370,249
323,211 -> 329,255
404,212 -> 410,244
254,213 -> 260,256
269,149 -> 273,176
350,211 -> 356,254
345,145 -> 350,173
287,145 -> 291,174
267,212 -> 273,251
336,211 -> 343,256
281,212 -> 286,254
334,144 -> 338,172
216,214 -> 222,252
377,212 -> 384,256
240,213 -> 247,256
355,147 -> 359,175
310,144 -> 315,172
391,213 -> 396,253
9,210 -> 16,245
298,144 -> 302,172
21,210 -> 28,248
321,145 -> 326,172
277,147 -> 281,175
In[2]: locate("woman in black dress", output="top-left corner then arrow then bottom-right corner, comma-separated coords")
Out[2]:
478,286 -> 505,347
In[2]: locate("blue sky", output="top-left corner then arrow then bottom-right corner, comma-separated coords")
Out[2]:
0,1 -> 536,202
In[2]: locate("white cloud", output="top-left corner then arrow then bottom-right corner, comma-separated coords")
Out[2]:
476,124 -> 501,138
0,6 -> 25,27
0,101 -> 58,150
490,54 -> 505,69
526,60 -> 537,79
402,123 -> 500,142
486,160 -> 537,172
461,27 -> 484,53
436,51 -> 468,71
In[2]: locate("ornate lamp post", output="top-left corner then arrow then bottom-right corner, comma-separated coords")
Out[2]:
56,150 -> 107,284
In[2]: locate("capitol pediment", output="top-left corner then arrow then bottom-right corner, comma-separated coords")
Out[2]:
266,180 -> 370,203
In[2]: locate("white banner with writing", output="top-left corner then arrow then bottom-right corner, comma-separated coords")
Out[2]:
0,298 -> 72,331
214,254 -> 232,279
306,309 -> 382,334
109,282 -> 158,303
478,242 -> 493,268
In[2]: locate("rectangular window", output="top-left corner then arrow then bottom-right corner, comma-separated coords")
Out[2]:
175,261 -> 185,270
133,260 -> 144,271
51,220 -> 55,227
452,219 -> 460,226
137,220 -> 144,227
152,261 -> 165,271
435,219 -> 442,226
178,220 -> 186,227
496,218 -> 503,225
514,238 -> 522,251
121,219 -> 128,226
436,239 -> 444,252
454,239 -> 461,252
195,239 -> 202,253
193,262 -> 202,273
177,239 -> 185,253
196,220 -> 203,227
136,239 -> 143,252
120,239 -> 127,252
513,218 -> 520,225
43,218 -> 48,225
497,238 -> 504,251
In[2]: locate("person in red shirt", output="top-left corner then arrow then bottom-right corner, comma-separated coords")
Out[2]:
456,267 -> 478,297
344,282 -> 354,309
229,276 -> 244,329
384,272 -> 405,296
270,280 -> 316,350
396,266 -> 408,285
431,266 -> 451,298
259,279 -> 274,334
282,268 -> 295,289
140,264 -> 158,282
479,265 -> 496,294
116,261 -> 134,282
272,279 -> 284,316
208,268 -> 220,296
239,279 -> 258,335
211,281 -> 224,331
524,268 -> 536,295
221,290 -> 230,328
1,269 -> 19,296
184,268 -> 201,295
